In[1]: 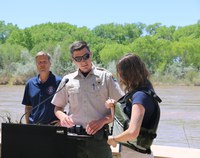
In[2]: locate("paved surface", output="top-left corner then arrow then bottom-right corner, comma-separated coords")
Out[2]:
1,138 -> 200,158
111,144 -> 200,158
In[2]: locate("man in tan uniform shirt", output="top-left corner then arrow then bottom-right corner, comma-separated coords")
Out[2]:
51,40 -> 124,158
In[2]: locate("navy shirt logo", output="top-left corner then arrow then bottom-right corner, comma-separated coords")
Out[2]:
47,86 -> 55,95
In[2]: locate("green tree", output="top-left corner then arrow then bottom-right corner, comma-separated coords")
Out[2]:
145,23 -> 162,35
171,38 -> 200,70
29,22 -> 77,44
92,23 -> 145,44
99,43 -> 131,65
0,20 -> 19,44
154,25 -> 176,41
173,24 -> 198,41
0,43 -> 26,69
130,36 -> 171,73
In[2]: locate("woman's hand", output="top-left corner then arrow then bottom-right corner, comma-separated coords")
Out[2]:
107,135 -> 118,147
105,98 -> 116,109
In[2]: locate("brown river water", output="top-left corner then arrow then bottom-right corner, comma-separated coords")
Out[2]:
0,85 -> 200,149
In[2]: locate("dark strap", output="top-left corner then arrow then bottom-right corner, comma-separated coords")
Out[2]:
122,142 -> 151,154
143,89 -> 162,103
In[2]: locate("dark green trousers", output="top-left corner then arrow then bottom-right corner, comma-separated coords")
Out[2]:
76,137 -> 113,158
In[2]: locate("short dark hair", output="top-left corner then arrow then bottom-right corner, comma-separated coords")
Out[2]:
69,41 -> 90,55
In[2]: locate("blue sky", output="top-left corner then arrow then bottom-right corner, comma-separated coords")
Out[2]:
0,0 -> 199,29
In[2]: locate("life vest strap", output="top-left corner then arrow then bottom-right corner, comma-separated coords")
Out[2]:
121,142 -> 151,154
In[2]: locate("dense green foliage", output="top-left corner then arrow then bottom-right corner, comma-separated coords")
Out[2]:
0,20 -> 200,85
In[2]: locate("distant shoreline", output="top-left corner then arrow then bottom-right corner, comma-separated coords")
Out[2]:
0,82 -> 200,86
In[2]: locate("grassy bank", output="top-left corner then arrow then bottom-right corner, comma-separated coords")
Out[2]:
0,66 -> 200,86
0,58 -> 200,86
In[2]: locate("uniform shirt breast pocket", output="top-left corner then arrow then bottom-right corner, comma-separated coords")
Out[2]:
89,83 -> 107,98
68,87 -> 79,107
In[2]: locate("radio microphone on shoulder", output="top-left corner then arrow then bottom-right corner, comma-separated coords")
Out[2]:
19,78 -> 69,124
64,78 -> 69,84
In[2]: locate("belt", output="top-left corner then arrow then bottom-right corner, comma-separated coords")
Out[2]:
67,125 -> 110,140
67,125 -> 87,135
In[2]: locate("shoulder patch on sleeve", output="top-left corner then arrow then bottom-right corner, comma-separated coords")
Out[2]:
96,67 -> 112,74
96,67 -> 106,71
112,75 -> 117,81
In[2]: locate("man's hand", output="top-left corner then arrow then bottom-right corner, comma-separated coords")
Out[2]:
60,114 -> 75,128
55,106 -> 75,128
86,120 -> 104,135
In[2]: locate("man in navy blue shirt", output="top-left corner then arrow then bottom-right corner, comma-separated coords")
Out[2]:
22,51 -> 62,124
